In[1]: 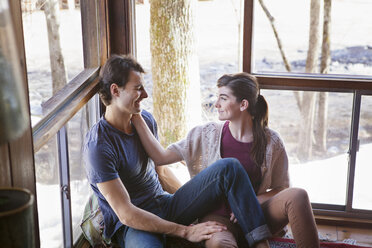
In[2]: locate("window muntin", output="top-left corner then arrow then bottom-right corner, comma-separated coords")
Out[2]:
252,0 -> 372,78
22,2 -> 84,127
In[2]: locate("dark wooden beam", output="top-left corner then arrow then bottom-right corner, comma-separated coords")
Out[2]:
256,74 -> 372,91
81,0 -> 109,68
107,0 -> 134,55
8,0 -> 39,246
243,0 -> 254,73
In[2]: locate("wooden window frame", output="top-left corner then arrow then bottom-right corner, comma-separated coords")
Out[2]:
243,0 -> 372,222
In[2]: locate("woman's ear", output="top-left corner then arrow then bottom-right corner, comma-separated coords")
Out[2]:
240,99 -> 249,111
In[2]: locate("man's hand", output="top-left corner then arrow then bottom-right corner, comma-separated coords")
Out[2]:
184,221 -> 226,243
230,212 -> 238,224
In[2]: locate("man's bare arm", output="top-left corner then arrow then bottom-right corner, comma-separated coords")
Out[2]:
131,114 -> 181,165
97,178 -> 225,242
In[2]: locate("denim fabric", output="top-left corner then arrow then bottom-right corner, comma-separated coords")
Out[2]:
113,158 -> 271,247
113,225 -> 165,248
160,158 -> 271,246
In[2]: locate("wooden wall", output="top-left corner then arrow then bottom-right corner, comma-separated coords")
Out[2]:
0,0 -> 39,246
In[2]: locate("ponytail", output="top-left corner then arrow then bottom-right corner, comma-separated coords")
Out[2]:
251,94 -> 268,167
254,95 -> 268,128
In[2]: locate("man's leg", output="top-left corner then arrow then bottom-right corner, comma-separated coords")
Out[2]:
162,158 -> 271,246
112,225 -> 165,248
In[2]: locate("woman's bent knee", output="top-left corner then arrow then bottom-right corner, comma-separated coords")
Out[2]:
285,187 -> 310,207
291,187 -> 309,200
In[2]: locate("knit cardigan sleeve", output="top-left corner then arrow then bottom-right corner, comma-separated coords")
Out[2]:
168,122 -> 223,178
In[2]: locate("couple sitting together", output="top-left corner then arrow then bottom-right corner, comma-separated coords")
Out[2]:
83,54 -> 320,248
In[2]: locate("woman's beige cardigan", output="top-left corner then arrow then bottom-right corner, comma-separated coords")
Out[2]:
168,121 -> 290,195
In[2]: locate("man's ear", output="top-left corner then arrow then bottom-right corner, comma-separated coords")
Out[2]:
240,99 -> 249,111
110,83 -> 120,97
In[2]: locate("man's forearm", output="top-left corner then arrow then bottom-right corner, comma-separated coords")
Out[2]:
131,114 -> 181,165
121,205 -> 226,243
121,202 -> 187,238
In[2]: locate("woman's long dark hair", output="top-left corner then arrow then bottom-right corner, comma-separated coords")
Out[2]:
217,72 -> 268,166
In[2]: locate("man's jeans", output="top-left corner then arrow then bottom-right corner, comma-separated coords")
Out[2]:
113,158 -> 271,248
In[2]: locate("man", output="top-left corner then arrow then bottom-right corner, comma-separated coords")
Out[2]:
84,54 -> 271,247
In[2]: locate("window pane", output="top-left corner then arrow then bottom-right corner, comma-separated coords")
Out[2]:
135,1 -> 152,112
35,135 -> 63,247
261,89 -> 353,205
197,0 -> 243,122
68,97 -> 99,243
253,0 -> 372,78
353,95 -> 372,210
135,0 -> 243,121
22,1 -> 84,127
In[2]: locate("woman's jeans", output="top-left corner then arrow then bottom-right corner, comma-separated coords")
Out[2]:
113,158 -> 271,248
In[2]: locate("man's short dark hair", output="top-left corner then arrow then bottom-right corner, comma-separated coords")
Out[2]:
98,54 -> 145,106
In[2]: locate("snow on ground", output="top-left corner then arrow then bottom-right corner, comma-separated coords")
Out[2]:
36,179 -> 90,247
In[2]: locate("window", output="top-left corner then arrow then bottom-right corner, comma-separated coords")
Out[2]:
262,89 -> 353,205
68,100 -> 98,243
22,0 -> 84,126
246,0 -> 372,218
353,95 -> 372,211
252,0 -> 372,77
135,0 -> 372,218
135,0 -> 243,122
34,135 -> 63,247
8,0 -> 108,246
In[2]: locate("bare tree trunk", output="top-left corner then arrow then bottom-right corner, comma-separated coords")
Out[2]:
305,0 -> 321,74
258,0 -> 306,111
258,0 -> 307,113
298,0 -> 321,161
316,0 -> 332,153
150,0 -> 202,146
44,0 -> 67,94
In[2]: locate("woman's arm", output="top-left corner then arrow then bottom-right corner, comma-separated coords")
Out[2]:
98,178 -> 225,242
257,133 -> 289,204
132,114 -> 182,165
156,165 -> 183,193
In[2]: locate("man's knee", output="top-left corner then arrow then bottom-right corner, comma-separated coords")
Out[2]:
205,231 -> 238,248
217,158 -> 243,173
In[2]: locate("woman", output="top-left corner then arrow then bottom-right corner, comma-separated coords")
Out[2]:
132,73 -> 319,248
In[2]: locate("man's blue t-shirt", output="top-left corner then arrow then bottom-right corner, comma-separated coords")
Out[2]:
83,110 -> 165,239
